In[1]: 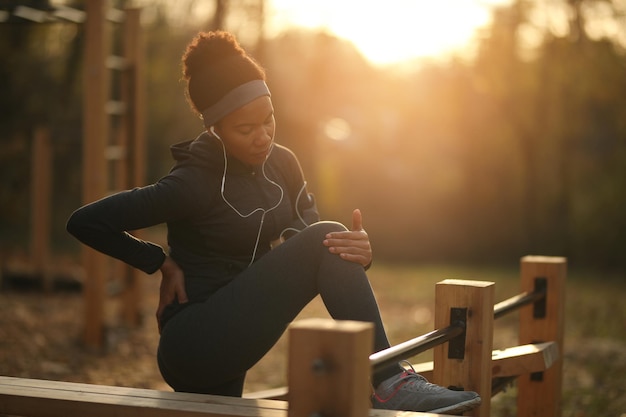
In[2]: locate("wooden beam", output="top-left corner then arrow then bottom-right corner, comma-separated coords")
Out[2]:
120,7 -> 146,328
416,341 -> 559,380
0,376 -> 443,417
0,376 -> 286,417
31,127 -> 52,291
288,319 -> 373,417
244,387 -> 289,401
517,256 -> 567,417
82,0 -> 109,348
433,279 -> 495,417
491,341 -> 559,378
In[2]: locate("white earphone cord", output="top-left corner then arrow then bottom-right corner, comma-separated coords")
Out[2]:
210,126 -> 309,265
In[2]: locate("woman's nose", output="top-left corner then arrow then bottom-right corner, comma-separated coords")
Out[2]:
254,126 -> 273,146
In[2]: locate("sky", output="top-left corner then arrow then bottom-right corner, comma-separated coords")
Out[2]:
266,0 -> 513,66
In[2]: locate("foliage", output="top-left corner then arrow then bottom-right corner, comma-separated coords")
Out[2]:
0,0 -> 83,249
0,0 -> 625,269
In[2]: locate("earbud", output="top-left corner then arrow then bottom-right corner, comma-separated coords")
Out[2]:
210,125 -> 221,140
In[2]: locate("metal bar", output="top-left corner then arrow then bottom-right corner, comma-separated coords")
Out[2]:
370,324 -> 464,373
493,290 -> 546,320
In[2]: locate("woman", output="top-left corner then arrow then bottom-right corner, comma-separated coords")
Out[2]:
67,30 -> 480,414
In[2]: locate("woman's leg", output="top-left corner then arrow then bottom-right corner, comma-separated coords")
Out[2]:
157,221 -> 396,395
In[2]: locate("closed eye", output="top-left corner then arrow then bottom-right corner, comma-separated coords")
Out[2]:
234,111 -> 274,134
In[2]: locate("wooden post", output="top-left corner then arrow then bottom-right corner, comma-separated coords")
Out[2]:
433,279 -> 494,417
288,319 -> 373,417
517,256 -> 566,417
124,8 -> 145,190
120,7 -> 145,327
83,0 -> 109,348
31,127 -> 52,291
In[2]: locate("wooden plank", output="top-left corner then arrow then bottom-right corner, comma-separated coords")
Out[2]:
406,342 -> 557,383
13,6 -> 48,22
0,376 -> 287,409
0,376 -> 286,417
288,319 -> 373,417
105,55 -> 129,71
517,256 -> 566,417
0,386 -> 284,417
433,279 -> 494,417
491,341 -> 559,378
244,387 -> 288,401
105,100 -> 127,115
0,377 -> 443,417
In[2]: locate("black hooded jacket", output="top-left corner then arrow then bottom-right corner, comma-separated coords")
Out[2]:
67,132 -> 319,301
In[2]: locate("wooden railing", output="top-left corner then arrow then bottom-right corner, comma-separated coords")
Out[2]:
287,255 -> 566,417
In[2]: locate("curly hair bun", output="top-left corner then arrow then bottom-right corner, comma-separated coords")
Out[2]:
182,31 -> 245,80
182,31 -> 265,114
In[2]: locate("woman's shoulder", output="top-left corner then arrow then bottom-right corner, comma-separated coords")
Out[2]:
170,132 -> 223,169
158,132 -> 223,204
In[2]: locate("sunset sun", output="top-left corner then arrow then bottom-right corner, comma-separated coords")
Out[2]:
268,0 -> 511,65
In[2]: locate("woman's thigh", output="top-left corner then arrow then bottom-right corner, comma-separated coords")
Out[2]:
158,222 -> 348,385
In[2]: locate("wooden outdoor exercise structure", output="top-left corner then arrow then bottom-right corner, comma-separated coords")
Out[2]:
82,0 -> 146,347
0,255 -> 567,417
0,2 -> 145,347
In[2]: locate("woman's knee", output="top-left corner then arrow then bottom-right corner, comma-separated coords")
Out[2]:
303,221 -> 348,239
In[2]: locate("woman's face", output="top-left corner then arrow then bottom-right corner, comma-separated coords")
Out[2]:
213,96 -> 276,167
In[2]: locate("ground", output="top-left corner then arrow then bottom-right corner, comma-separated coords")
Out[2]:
1,263 -> 625,416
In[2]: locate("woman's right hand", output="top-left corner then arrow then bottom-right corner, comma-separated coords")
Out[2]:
156,255 -> 189,333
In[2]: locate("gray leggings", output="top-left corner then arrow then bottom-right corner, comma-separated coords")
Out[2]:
157,221 -> 397,396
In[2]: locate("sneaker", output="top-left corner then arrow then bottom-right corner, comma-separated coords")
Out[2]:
372,362 -> 481,414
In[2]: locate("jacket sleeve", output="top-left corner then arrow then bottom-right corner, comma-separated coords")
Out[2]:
66,175 -> 198,274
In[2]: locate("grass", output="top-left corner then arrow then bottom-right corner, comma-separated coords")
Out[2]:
243,262 -> 626,417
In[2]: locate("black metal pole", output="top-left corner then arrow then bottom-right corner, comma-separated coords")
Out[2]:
493,290 -> 546,319
370,324 -> 464,373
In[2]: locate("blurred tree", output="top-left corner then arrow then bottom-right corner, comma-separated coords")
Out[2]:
0,0 -> 83,249
462,0 -> 626,267
1,0 -> 624,269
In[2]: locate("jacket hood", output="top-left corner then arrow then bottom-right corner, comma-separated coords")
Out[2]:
169,131 -> 254,175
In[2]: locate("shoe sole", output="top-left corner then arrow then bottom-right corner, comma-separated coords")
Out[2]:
428,396 -> 482,414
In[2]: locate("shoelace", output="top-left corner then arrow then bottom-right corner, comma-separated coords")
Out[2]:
394,361 -> 443,393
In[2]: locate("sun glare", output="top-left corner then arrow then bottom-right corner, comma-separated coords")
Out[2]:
268,0 -> 511,66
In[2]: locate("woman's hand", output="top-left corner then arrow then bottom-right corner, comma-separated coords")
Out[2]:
156,256 -> 189,333
323,209 -> 373,268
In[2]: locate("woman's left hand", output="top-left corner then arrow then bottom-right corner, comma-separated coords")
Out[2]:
323,209 -> 373,268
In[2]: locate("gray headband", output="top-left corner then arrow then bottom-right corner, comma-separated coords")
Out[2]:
200,80 -> 271,126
